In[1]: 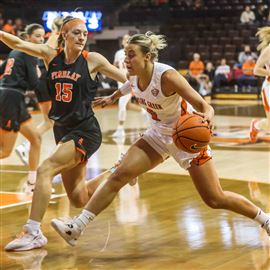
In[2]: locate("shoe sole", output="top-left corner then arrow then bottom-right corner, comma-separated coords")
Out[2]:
5,238 -> 47,252
15,149 -> 28,166
6,244 -> 45,252
51,220 -> 76,247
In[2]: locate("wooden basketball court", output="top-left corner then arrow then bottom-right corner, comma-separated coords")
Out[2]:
1,101 -> 269,270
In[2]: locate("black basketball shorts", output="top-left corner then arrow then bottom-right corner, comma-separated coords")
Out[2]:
0,89 -> 31,132
53,116 -> 102,162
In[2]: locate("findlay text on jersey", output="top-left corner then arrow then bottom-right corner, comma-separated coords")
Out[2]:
51,70 -> 81,82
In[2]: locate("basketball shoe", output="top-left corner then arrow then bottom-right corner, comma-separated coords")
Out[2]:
249,119 -> 259,143
20,180 -> 56,194
51,217 -> 82,246
5,226 -> 47,251
262,219 -> 270,236
15,144 -> 29,165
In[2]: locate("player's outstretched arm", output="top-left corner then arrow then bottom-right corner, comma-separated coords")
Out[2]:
0,30 -> 53,63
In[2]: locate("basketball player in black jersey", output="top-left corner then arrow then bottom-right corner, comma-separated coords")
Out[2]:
0,23 -> 45,189
15,17 -> 64,165
1,16 -> 129,251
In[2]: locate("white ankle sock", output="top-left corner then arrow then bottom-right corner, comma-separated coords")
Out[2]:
28,171 -> 37,184
74,209 -> 95,231
254,209 -> 269,226
26,219 -> 41,234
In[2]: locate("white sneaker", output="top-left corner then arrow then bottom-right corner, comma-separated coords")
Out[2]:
5,226 -> 47,251
262,219 -> 270,236
21,181 -> 35,194
21,180 -> 56,194
51,217 -> 82,246
15,144 -> 29,165
112,128 -> 125,138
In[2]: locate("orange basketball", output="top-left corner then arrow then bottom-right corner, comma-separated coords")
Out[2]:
172,114 -> 211,153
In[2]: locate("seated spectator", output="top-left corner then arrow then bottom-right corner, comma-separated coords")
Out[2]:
2,19 -> 15,35
13,18 -> 24,36
204,61 -> 215,82
187,53 -> 205,91
240,5 -> 256,24
238,45 -> 257,66
255,4 -> 269,25
236,56 -> 257,91
197,62 -> 215,96
213,58 -> 230,90
228,63 -> 243,92
189,53 -> 205,77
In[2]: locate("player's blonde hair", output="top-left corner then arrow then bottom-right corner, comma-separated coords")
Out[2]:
52,16 -> 64,32
128,31 -> 167,61
256,27 -> 270,51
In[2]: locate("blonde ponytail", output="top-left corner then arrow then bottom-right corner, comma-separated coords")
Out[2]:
256,27 -> 270,51
129,31 -> 168,61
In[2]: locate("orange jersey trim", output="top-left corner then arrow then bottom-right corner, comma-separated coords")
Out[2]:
38,100 -> 52,105
82,50 -> 89,59
192,148 -> 212,166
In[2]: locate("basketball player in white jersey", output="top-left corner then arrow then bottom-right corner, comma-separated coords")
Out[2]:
112,34 -> 146,138
50,32 -> 269,246
249,26 -> 270,143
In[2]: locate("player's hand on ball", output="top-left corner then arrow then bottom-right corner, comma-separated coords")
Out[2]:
193,111 -> 214,131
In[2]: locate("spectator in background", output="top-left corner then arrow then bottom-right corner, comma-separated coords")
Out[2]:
204,61 -> 215,82
237,56 -> 257,91
213,58 -> 230,90
187,53 -> 205,91
238,45 -> 257,66
255,4 -> 269,25
197,61 -> 215,96
2,19 -> 15,35
13,18 -> 24,36
240,5 -> 256,24
189,53 -> 205,77
228,63 -> 243,92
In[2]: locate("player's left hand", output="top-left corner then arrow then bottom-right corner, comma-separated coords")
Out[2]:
194,111 -> 214,132
93,95 -> 114,108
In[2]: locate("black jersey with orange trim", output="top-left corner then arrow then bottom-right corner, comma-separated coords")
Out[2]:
47,50 -> 98,126
0,50 -> 39,93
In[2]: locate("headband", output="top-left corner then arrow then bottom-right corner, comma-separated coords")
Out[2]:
61,18 -> 86,33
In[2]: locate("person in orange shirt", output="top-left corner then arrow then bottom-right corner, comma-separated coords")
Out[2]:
237,56 -> 257,91
187,53 -> 205,91
2,19 -> 15,35
189,53 -> 205,77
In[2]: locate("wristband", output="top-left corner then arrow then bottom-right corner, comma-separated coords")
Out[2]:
119,80 -> 132,95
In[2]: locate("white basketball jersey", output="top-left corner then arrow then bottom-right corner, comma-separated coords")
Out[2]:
130,62 -> 193,133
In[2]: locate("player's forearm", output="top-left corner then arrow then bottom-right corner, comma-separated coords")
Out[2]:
0,31 -> 23,50
253,66 -> 270,77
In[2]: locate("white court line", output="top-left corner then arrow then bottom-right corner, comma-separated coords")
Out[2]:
0,170 -> 28,174
100,220 -> 111,252
0,193 -> 66,209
